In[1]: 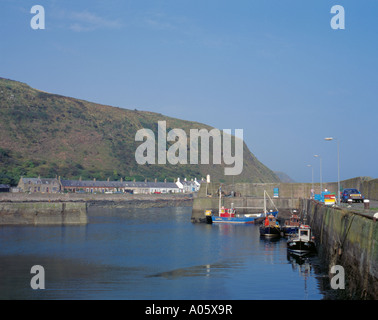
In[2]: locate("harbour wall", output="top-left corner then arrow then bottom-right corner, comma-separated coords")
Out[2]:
302,199 -> 378,299
0,193 -> 193,225
191,177 -> 378,223
0,202 -> 88,225
197,177 -> 378,200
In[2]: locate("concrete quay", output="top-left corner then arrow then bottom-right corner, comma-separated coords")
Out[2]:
302,199 -> 378,299
0,201 -> 88,225
0,193 -> 193,225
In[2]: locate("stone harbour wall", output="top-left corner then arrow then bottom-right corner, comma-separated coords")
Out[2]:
302,199 -> 378,299
0,202 -> 88,225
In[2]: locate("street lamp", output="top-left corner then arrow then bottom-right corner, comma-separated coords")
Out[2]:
325,137 -> 340,206
306,164 -> 314,199
313,154 -> 322,193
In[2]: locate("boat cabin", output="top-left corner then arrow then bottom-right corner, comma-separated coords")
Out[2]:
298,225 -> 312,241
264,214 -> 279,227
219,207 -> 236,218
285,214 -> 300,227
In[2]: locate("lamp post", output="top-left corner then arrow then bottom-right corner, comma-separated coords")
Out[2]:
325,137 -> 340,206
313,155 -> 322,194
306,164 -> 314,199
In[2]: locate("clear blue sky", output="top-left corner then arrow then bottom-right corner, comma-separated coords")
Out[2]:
1,0 -> 377,183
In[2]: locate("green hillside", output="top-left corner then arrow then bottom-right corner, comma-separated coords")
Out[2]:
0,77 -> 279,185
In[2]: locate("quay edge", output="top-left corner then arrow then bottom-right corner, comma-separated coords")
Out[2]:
0,193 -> 193,225
301,199 -> 378,299
0,201 -> 88,225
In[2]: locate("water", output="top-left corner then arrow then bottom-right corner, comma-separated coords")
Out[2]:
0,206 -> 332,300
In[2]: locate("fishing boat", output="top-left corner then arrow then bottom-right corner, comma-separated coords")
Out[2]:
211,186 -> 261,224
212,206 -> 262,224
259,190 -> 281,237
287,225 -> 316,256
282,211 -> 301,236
259,213 -> 281,237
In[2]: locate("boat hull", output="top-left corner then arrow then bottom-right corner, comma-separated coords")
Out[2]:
212,216 -> 256,224
287,240 -> 316,256
282,226 -> 299,236
259,226 -> 281,237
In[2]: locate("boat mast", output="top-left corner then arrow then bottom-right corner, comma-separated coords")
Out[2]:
264,190 -> 267,215
265,190 -> 279,213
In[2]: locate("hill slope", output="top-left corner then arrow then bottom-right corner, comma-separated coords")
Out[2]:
0,77 -> 279,185
274,171 -> 296,183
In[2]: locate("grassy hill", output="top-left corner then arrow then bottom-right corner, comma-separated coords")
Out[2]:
0,77 -> 279,185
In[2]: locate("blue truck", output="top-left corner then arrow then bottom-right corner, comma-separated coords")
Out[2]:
341,188 -> 364,203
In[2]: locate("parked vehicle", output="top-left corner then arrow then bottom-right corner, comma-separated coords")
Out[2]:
341,188 -> 364,203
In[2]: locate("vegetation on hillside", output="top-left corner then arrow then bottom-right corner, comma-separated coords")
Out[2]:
0,77 -> 279,185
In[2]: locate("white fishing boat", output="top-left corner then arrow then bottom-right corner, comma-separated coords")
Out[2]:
287,225 -> 316,256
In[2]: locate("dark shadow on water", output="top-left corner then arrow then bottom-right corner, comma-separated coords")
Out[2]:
146,261 -> 241,280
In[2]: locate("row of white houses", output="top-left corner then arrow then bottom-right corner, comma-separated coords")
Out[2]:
17,176 -> 205,194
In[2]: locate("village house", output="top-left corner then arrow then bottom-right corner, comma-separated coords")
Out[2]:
0,184 -> 10,193
175,178 -> 201,193
59,178 -> 180,194
16,176 -> 204,194
17,177 -> 61,193
145,181 -> 180,194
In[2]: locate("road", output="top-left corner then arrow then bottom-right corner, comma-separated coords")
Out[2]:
337,199 -> 378,218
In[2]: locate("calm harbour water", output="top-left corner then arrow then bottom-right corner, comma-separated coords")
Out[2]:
0,206 -> 333,300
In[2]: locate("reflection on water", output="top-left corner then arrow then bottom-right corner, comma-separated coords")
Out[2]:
0,206 -> 333,300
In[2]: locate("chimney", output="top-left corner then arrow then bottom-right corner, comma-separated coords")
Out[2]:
79,176 -> 82,181
120,177 -> 123,182
107,177 -> 110,182
145,178 -> 147,183
155,178 -> 157,183
164,179 -> 167,183
93,178 -> 96,182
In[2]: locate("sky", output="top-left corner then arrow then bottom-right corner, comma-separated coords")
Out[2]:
1,0 -> 377,183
